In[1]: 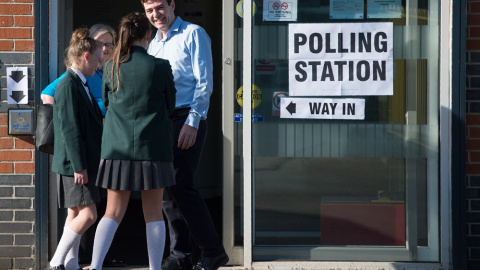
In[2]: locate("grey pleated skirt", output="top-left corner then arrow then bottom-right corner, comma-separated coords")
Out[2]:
57,174 -> 101,208
95,159 -> 175,191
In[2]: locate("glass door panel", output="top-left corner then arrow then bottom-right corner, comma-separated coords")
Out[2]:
242,0 -> 440,262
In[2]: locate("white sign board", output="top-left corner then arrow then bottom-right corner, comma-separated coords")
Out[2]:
263,0 -> 298,21
289,22 -> 393,96
330,0 -> 364,19
7,67 -> 28,104
367,0 -> 402,19
280,98 -> 365,120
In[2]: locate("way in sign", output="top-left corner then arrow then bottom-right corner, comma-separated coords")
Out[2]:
280,97 -> 365,120
309,102 -> 356,115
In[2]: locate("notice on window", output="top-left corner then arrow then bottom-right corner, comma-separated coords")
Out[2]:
330,0 -> 364,19
288,22 -> 393,96
367,0 -> 402,19
280,98 -> 365,120
263,0 -> 298,21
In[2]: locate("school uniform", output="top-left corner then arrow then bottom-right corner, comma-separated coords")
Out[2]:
96,46 -> 176,190
52,68 -> 103,208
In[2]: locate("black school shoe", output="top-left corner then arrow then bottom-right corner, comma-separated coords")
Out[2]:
162,256 -> 193,270
47,265 -> 65,270
192,252 -> 229,270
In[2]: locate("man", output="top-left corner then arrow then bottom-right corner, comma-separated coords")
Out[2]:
141,1 -> 229,270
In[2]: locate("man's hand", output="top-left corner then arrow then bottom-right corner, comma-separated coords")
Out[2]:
74,169 -> 88,185
178,124 -> 197,150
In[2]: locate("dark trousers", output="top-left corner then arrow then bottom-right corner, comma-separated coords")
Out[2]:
163,115 -> 224,267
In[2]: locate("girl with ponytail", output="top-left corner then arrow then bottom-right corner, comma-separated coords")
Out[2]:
90,12 -> 176,270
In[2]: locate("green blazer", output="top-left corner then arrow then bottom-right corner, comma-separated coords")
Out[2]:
101,46 -> 176,161
52,69 -> 103,176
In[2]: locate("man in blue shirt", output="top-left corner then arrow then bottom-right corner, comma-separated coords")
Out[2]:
142,1 -> 228,270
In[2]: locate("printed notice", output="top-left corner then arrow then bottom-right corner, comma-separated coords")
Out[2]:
330,0 -> 364,19
367,0 -> 402,19
263,0 -> 298,21
280,98 -> 365,120
288,22 -> 393,96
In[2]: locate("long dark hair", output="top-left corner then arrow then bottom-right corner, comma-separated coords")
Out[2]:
109,12 -> 150,91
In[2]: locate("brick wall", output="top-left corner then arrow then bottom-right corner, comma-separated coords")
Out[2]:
0,0 -> 36,269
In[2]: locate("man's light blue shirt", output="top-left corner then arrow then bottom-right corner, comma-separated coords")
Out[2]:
147,17 -> 213,129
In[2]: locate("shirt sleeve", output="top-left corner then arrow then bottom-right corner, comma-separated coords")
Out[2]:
41,72 -> 67,96
186,28 -> 213,129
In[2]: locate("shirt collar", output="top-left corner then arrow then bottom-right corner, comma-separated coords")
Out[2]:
154,16 -> 183,41
70,67 -> 87,85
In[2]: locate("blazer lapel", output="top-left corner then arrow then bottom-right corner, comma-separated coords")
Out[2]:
68,69 -> 102,125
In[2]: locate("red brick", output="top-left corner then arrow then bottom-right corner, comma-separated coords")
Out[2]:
0,28 -> 30,38
14,0 -> 34,2
0,4 -> 31,14
0,114 -> 7,125
472,3 -> 480,13
471,127 -> 480,138
14,138 -> 33,149
0,0 -> 11,2
0,15 -> 12,26
470,27 -> 480,38
0,40 -> 13,50
468,15 -> 480,26
0,150 -> 31,161
15,40 -> 33,51
0,163 -> 13,173
467,163 -> 480,174
0,138 -> 13,149
471,151 -> 480,162
14,162 -> 34,173
14,15 -> 32,26
467,114 -> 480,125
467,139 -> 480,150
0,126 -> 9,136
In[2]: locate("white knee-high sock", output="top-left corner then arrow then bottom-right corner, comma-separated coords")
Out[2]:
50,226 -> 81,267
90,217 -> 119,270
64,227 -> 81,270
146,221 -> 166,270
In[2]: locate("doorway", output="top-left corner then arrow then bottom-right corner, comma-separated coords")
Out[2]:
50,0 -> 223,266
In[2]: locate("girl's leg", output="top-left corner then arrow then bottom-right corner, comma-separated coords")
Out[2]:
90,190 -> 130,270
142,188 -> 165,270
50,203 -> 97,268
64,209 -> 81,270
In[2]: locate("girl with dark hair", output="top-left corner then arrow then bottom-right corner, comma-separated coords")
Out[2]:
49,28 -> 104,270
89,12 -> 176,270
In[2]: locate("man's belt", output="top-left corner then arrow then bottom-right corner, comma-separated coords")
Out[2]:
171,107 -> 191,117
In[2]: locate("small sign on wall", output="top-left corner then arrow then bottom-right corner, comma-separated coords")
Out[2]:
7,67 -> 28,104
9,109 -> 34,135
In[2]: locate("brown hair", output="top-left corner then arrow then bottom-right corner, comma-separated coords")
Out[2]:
140,0 -> 172,5
67,28 -> 102,67
109,12 -> 150,91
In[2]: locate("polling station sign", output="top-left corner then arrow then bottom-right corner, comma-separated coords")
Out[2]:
280,98 -> 365,120
289,22 -> 393,96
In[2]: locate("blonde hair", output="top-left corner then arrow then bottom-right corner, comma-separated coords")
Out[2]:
89,23 -> 117,42
67,28 -> 102,66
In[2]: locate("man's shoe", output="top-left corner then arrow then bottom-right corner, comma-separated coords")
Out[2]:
162,256 -> 191,270
192,252 -> 229,270
47,265 -> 65,270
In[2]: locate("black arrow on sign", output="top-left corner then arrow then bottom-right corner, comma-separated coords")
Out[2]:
10,91 -> 26,103
286,101 -> 296,115
10,71 -> 26,83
